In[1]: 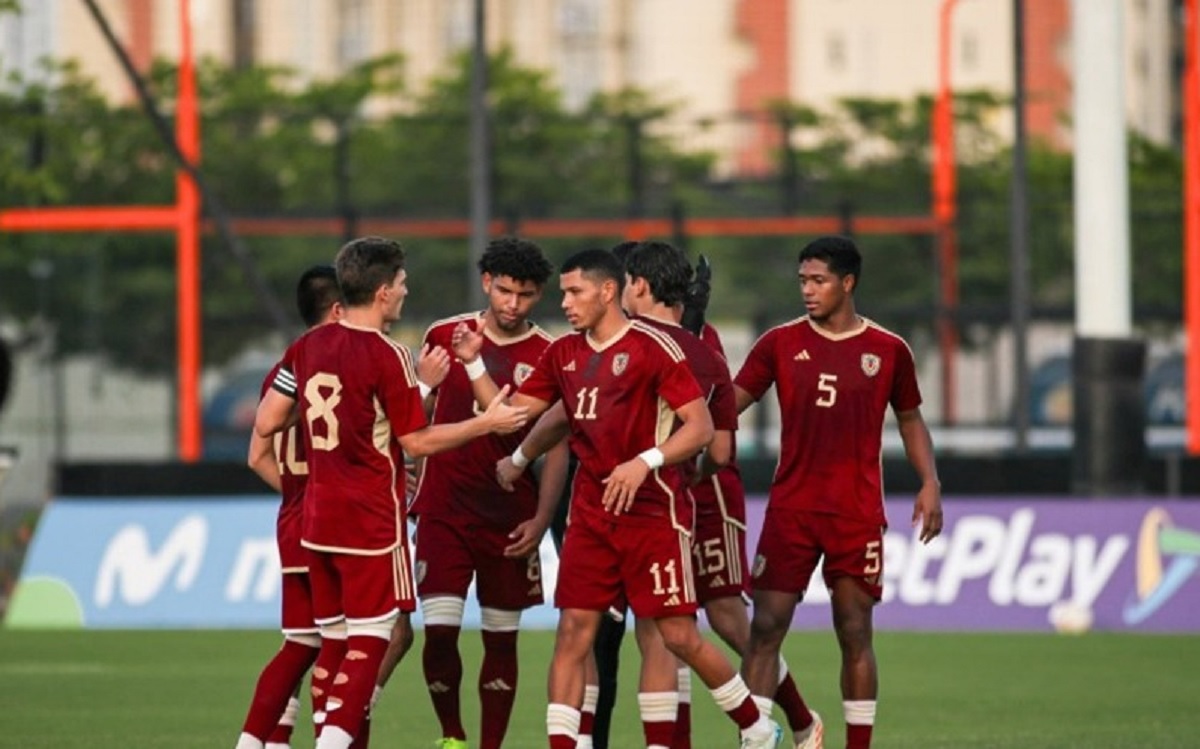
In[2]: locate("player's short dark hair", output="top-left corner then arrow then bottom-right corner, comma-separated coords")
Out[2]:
477,236 -> 554,286
799,235 -> 862,288
296,264 -> 341,327
335,236 -> 406,306
610,240 -> 639,264
624,240 -> 691,307
561,248 -> 625,296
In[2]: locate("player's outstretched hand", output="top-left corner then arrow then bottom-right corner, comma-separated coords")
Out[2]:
495,455 -> 524,492
912,481 -> 944,544
417,343 -> 451,391
450,321 -> 484,363
481,385 -> 528,434
601,457 -> 650,516
503,515 -> 548,558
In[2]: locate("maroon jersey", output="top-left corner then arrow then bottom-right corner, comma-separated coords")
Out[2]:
517,319 -> 704,530
272,321 -> 427,554
693,323 -> 746,524
410,312 -> 554,527
260,364 -> 308,571
734,316 -> 922,526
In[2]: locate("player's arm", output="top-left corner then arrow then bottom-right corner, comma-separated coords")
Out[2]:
449,321 -> 552,419
733,384 -> 758,415
246,429 -> 282,493
603,397 -> 714,515
503,437 -> 571,558
415,342 -> 450,416
398,385 -> 531,458
254,387 -> 297,437
496,401 -> 570,491
896,406 -> 943,544
697,427 -> 733,481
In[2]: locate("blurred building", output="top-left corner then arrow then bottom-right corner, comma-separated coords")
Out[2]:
0,0 -> 1183,174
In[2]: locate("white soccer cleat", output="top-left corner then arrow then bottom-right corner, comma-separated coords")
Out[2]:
793,710 -> 823,749
739,718 -> 782,749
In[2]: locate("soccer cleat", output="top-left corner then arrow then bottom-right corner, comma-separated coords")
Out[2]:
739,719 -> 782,749
435,739 -> 468,749
793,711 -> 823,749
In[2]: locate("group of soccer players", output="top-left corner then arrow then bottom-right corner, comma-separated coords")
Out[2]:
233,234 -> 944,749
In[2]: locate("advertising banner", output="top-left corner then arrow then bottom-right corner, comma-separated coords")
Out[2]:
7,496 -> 1199,632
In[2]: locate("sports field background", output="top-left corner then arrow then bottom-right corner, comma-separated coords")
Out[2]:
0,629 -> 1195,748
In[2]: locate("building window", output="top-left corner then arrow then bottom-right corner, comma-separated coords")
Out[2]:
826,32 -> 847,72
337,0 -> 371,68
960,30 -> 979,72
445,0 -> 473,52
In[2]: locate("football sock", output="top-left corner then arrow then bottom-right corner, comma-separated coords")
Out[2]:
638,691 -> 677,749
547,703 -> 581,749
709,675 -> 762,731
844,700 -> 876,749
322,635 -> 389,741
241,639 -> 319,740
775,658 -> 814,730
311,635 -> 349,739
265,695 -> 301,746
479,629 -> 519,749
423,624 -> 466,740
578,684 -> 599,749
671,666 -> 691,749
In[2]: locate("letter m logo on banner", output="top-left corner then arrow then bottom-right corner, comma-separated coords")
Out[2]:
94,515 -> 208,607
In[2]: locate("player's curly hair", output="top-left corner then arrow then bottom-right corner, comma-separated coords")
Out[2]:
478,236 -> 554,285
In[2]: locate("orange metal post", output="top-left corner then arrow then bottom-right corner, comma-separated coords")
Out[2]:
1186,0 -> 1200,454
0,206 -> 178,232
933,0 -> 961,425
176,0 -> 202,462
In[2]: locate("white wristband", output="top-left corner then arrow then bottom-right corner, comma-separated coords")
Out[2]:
463,357 -> 486,380
638,447 -> 665,470
511,445 -> 530,469
417,381 -> 432,399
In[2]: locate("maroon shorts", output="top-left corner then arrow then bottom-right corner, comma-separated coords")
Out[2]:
555,510 -> 698,619
413,515 -> 544,610
307,545 -> 417,624
280,571 -> 317,635
691,516 -> 750,604
751,510 -> 885,601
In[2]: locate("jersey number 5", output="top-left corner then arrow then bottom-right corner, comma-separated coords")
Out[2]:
305,372 -> 343,451
816,373 -> 838,407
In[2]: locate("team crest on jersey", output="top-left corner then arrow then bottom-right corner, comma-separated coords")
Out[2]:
415,560 -> 427,585
513,362 -> 534,386
612,352 -> 630,376
751,554 -> 767,579
861,353 -> 881,377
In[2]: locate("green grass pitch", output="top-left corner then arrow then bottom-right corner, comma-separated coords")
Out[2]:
0,628 -> 1196,747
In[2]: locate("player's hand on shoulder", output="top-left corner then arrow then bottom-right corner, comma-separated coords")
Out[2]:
417,343 -> 451,390
481,385 -> 529,434
496,455 -> 523,491
601,458 -> 650,516
450,321 -> 484,363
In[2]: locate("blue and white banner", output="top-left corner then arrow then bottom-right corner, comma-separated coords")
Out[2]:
5,497 -> 562,630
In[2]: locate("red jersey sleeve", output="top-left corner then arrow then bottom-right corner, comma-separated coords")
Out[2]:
516,341 -> 562,405
733,327 -> 779,401
890,339 -> 923,413
379,342 -> 428,438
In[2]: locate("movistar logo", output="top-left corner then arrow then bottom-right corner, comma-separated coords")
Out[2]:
94,515 -> 208,606
1122,508 -> 1200,624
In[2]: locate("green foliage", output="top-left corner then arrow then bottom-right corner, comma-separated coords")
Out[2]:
0,50 -> 1185,374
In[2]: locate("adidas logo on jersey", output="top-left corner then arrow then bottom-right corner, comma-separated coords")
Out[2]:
710,574 -> 726,588
563,360 -> 577,371
427,681 -> 452,693
794,350 -> 811,361
664,594 -> 681,607
482,678 -> 514,692
528,583 -> 542,597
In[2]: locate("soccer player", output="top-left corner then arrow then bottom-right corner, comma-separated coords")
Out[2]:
254,236 -> 529,749
456,248 -> 782,749
620,241 -> 823,749
236,265 -> 343,749
734,236 -> 943,749
409,237 -> 570,749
